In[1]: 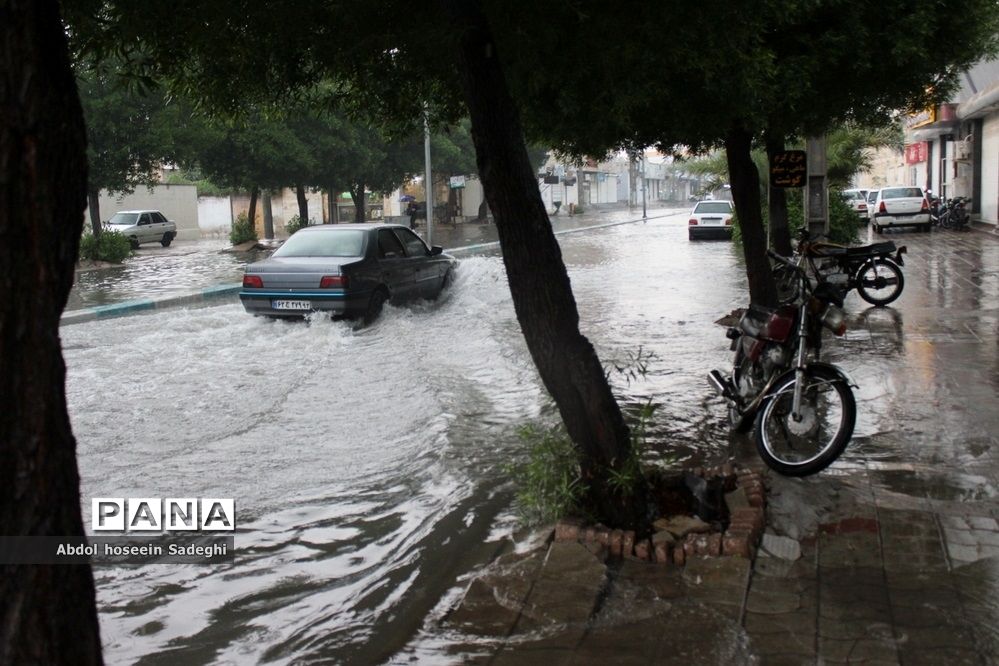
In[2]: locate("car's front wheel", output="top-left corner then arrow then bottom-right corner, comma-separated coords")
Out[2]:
129,236 -> 140,249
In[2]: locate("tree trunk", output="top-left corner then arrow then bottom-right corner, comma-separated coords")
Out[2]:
350,183 -> 366,223
477,199 -> 488,222
247,185 -> 259,236
765,133 -> 793,256
87,187 -> 102,236
441,0 -> 646,529
328,185 -> 339,224
295,183 -> 309,225
0,1 -> 104,663
262,188 -> 274,239
726,125 -> 778,308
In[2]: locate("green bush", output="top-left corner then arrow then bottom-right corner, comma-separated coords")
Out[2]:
506,424 -> 586,526
285,214 -> 308,235
731,188 -> 859,247
229,212 -> 258,245
79,229 -> 132,263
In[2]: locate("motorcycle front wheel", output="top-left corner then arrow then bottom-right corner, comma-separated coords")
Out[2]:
855,258 -> 904,306
755,365 -> 856,476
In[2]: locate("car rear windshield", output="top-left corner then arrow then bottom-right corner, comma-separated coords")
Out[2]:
108,213 -> 139,225
273,229 -> 365,257
882,187 -> 923,199
842,191 -> 864,200
694,202 -> 731,214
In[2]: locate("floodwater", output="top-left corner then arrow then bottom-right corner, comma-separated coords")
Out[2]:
61,217 -> 773,664
68,240 -> 248,310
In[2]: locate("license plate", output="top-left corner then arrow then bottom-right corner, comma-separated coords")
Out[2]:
701,217 -> 722,225
272,300 -> 312,310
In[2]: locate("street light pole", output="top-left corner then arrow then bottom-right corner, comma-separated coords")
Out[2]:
641,155 -> 647,220
424,114 -> 434,247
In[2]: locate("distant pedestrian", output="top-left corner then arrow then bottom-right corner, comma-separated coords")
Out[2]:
407,202 -> 418,229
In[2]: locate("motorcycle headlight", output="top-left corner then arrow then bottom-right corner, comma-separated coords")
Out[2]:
820,304 -> 847,336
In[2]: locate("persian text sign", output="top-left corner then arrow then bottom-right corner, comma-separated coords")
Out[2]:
905,142 -> 928,164
770,150 -> 807,188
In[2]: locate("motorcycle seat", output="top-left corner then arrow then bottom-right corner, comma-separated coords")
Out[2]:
845,241 -> 897,256
808,241 -> 896,258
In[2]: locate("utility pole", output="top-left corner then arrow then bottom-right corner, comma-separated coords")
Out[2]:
805,136 -> 828,237
424,113 -> 434,246
641,155 -> 647,220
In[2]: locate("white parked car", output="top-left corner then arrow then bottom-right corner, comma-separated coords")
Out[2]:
841,189 -> 869,223
105,210 -> 177,248
870,187 -> 931,234
688,199 -> 734,240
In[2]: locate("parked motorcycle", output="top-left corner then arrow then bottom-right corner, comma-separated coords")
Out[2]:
935,196 -> 971,230
774,230 -> 907,306
709,250 -> 857,477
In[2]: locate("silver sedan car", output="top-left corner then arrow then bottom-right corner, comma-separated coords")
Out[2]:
239,224 -> 457,321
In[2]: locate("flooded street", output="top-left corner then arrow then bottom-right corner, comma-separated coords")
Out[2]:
64,214 -> 749,664
60,217 -> 999,664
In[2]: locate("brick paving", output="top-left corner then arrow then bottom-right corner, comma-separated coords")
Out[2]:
416,224 -> 999,665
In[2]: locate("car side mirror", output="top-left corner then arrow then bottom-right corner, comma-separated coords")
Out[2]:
430,245 -> 443,256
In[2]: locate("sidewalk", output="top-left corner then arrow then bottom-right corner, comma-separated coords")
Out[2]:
409,226 -> 999,664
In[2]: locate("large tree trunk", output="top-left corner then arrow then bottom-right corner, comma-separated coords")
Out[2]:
0,1 -> 104,663
262,188 -> 274,239
442,0 -> 646,529
247,185 -> 259,236
726,125 -> 778,307
295,183 -> 309,225
87,187 -> 102,236
765,133 -> 793,256
349,183 -> 366,223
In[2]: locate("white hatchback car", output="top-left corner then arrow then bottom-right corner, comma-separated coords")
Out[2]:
688,200 -> 734,240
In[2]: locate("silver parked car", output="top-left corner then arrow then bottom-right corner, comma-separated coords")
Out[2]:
105,210 -> 177,248
239,223 -> 457,321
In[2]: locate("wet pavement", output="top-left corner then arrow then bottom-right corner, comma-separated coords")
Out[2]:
399,225 -> 999,665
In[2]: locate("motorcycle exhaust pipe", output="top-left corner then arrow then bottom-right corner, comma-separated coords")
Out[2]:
708,369 -> 734,398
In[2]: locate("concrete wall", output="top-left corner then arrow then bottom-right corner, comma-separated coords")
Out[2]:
981,115 -> 999,224
90,184 -> 199,240
197,196 -> 232,236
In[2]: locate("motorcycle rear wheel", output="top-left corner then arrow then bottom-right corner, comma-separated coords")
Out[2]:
755,365 -> 855,476
855,258 -> 904,306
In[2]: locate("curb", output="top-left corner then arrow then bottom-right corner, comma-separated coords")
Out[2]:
61,211 -> 682,326
61,284 -> 242,326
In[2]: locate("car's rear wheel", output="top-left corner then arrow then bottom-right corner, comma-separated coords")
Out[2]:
363,288 -> 388,324
160,233 -> 173,247
872,223 -> 881,234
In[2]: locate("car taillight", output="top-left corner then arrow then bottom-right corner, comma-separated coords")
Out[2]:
243,275 -> 263,288
858,204 -> 867,211
724,217 -> 732,226
688,218 -> 698,226
320,275 -> 348,288
921,198 -> 929,211
878,201 -> 887,214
